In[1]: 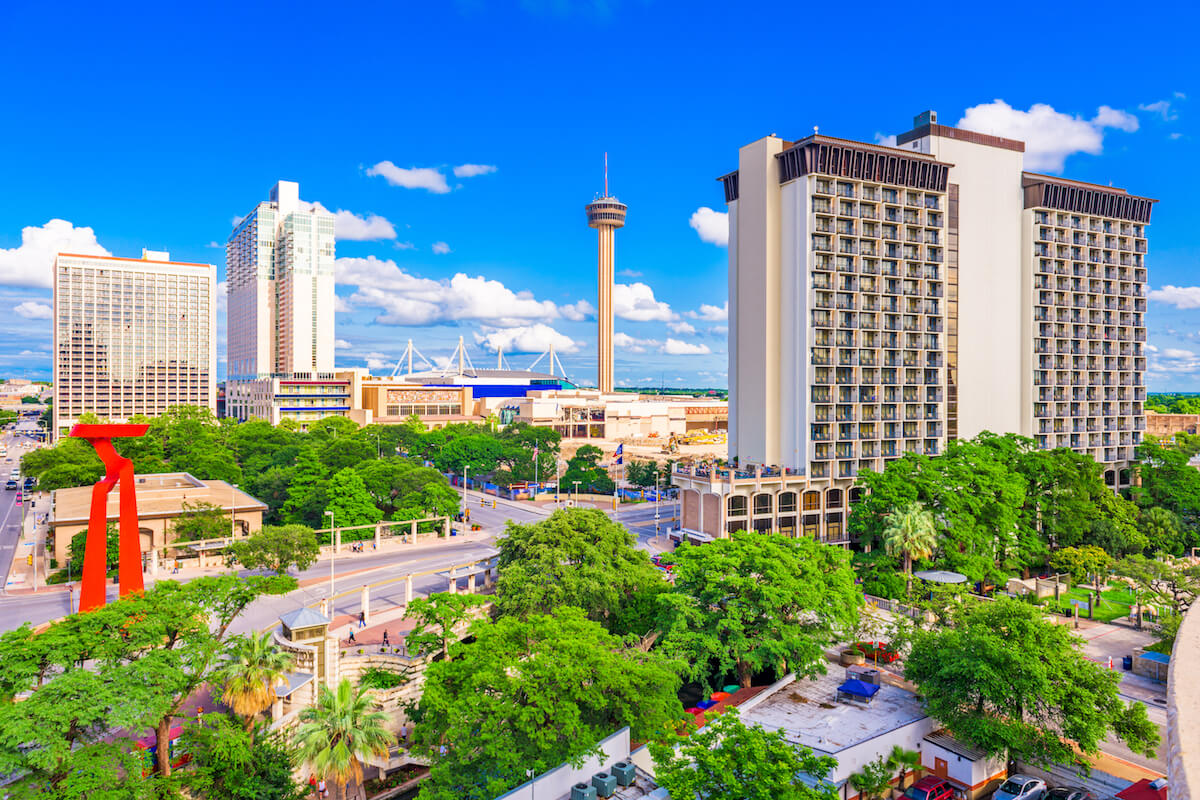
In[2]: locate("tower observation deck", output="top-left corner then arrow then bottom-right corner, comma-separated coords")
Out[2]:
586,163 -> 627,394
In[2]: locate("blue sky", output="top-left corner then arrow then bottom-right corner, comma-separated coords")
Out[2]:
1,0 -> 1198,389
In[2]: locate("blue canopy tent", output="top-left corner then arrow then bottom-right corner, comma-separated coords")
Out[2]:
836,678 -> 880,704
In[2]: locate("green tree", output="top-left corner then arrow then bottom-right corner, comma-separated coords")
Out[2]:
1140,506 -> 1187,556
1136,436 -> 1200,527
904,598 -> 1158,767
67,523 -> 120,576
849,757 -> 894,800
404,592 -> 488,659
221,631 -> 296,730
649,707 -> 837,800
561,444 -> 615,494
283,450 -> 331,528
182,714 -> 308,800
496,509 -> 666,635
294,679 -> 395,800
324,467 -> 382,530
1115,554 -> 1200,619
227,524 -> 321,574
411,607 -> 684,800
20,435 -> 103,491
882,502 -> 938,595
171,499 -> 232,542
887,746 -> 923,794
659,532 -> 861,689
1050,545 -> 1113,613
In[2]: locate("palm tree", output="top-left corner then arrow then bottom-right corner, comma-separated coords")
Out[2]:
294,678 -> 395,800
850,757 -> 894,800
882,502 -> 938,596
887,745 -> 923,797
221,631 -> 295,730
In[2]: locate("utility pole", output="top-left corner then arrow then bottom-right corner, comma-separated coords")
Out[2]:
325,510 -> 335,606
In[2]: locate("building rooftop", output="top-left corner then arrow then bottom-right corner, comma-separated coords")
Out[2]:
740,671 -> 928,755
50,473 -> 267,527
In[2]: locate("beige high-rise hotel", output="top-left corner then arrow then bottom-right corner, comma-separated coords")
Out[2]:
53,250 -> 217,437
675,110 -> 1151,543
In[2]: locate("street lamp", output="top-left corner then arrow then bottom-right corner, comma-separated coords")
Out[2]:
324,510 -> 335,606
572,480 -> 581,507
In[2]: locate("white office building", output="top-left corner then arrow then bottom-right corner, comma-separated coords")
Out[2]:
226,180 -> 337,420
53,250 -> 217,437
674,110 -> 1151,543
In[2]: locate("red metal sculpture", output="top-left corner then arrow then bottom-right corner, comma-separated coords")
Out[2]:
69,423 -> 150,612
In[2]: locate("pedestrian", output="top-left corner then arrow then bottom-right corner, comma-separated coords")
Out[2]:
381,630 -> 390,647
347,629 -> 356,645
318,778 -> 327,798
358,610 -> 366,628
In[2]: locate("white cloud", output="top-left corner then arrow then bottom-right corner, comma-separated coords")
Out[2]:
668,320 -> 696,335
453,164 -> 498,178
874,133 -> 898,147
394,241 -> 417,251
1139,99 -> 1180,121
1149,286 -> 1200,309
474,323 -> 579,354
560,299 -> 596,321
13,301 -> 51,320
708,324 -> 729,336
363,351 -> 394,371
332,210 -> 397,241
613,332 -> 660,354
206,241 -> 222,249
232,215 -> 246,228
686,301 -> 728,322
1149,346 -> 1200,376
0,219 -> 110,288
662,338 -> 712,355
957,100 -> 1139,172
1164,348 -> 1194,359
689,207 -> 729,246
617,268 -> 643,279
215,281 -> 228,315
432,241 -> 452,255
334,339 -> 352,350
337,256 -> 582,327
614,282 -> 676,322
366,161 -> 450,193
333,293 -> 351,313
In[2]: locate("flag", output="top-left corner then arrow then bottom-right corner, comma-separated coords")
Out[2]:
615,443 -> 623,455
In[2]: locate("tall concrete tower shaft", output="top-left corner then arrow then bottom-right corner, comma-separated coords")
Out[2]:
585,171 -> 627,394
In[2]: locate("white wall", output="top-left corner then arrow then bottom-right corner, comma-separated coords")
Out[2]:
922,738 -> 1006,794
780,178 -> 809,470
496,727 -> 632,800
912,134 -> 1026,440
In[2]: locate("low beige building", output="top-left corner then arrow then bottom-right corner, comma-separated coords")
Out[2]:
48,472 -> 266,565
492,389 -> 727,440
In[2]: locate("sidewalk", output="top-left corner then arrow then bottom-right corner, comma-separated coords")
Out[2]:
4,491 -> 47,592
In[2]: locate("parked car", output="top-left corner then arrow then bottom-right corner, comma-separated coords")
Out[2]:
905,776 -> 956,800
1046,787 -> 1096,800
992,776 -> 1047,800
4,480 -> 15,491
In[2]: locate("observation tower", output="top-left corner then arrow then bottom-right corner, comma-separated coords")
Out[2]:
585,154 -> 627,394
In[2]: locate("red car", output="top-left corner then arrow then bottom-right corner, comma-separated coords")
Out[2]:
905,776 -> 956,800
854,640 -> 899,663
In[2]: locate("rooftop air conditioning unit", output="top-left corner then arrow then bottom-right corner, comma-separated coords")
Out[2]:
612,761 -> 636,786
847,665 -> 881,685
592,772 -> 617,797
571,783 -> 597,800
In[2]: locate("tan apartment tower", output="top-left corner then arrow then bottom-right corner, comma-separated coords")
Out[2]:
585,156 -> 626,393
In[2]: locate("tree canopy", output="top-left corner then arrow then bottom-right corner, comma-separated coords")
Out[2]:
903,597 -> 1158,767
227,524 -> 321,574
495,509 -> 667,635
658,532 -> 861,689
411,607 -> 684,800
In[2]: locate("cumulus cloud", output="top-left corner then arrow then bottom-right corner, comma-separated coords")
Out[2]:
453,164 -> 498,178
337,256 -> 584,327
13,301 -> 51,320
363,351 -> 394,371
215,281 -> 228,315
614,282 -> 676,322
474,323 -> 580,354
1139,98 -> 1182,121
366,161 -> 451,193
332,210 -> 397,241
957,100 -> 1139,172
613,332 -> 660,354
668,320 -> 696,335
1149,286 -> 1200,309
662,338 -> 712,355
686,301 -> 728,322
432,241 -> 452,255
560,299 -> 596,321
874,133 -> 898,147
334,339 -> 352,350
0,219 -> 110,288
1148,346 -> 1200,376
689,207 -> 729,246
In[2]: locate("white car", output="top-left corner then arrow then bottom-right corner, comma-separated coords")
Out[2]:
992,776 -> 1047,800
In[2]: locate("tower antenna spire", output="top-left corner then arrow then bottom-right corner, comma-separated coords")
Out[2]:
604,151 -> 609,198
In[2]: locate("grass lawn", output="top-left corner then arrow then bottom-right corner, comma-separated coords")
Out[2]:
1046,581 -> 1134,623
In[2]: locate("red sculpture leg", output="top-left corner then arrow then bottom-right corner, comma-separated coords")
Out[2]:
70,423 -> 150,612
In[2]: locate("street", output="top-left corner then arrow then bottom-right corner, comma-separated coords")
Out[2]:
0,418 -> 41,596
